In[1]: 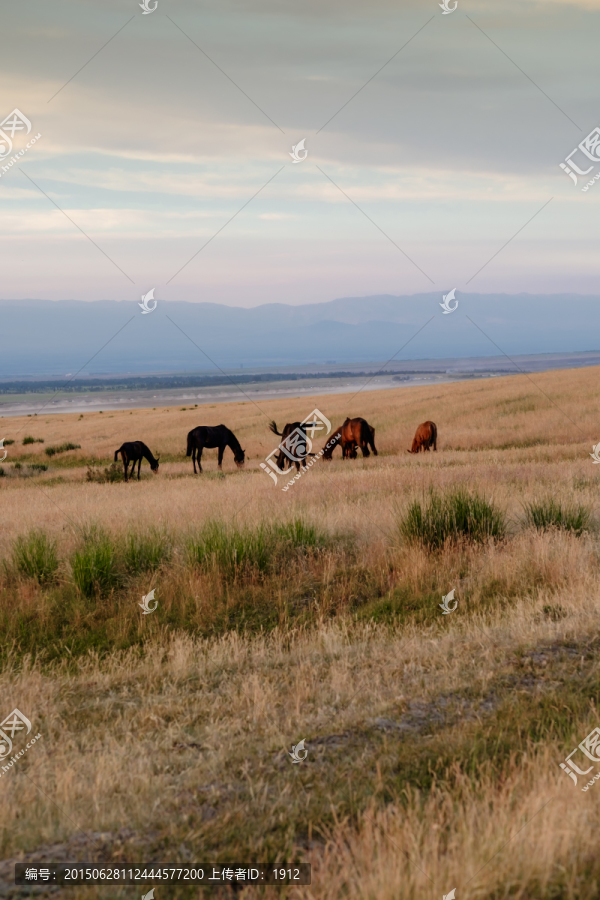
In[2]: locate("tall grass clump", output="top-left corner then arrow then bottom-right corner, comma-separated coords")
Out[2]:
270,519 -> 327,550
123,530 -> 172,575
22,436 -> 44,445
86,463 -> 122,483
187,522 -> 273,577
45,442 -> 80,457
524,498 -> 592,535
187,519 -> 329,579
399,488 -> 505,549
71,528 -> 118,596
11,530 -> 59,584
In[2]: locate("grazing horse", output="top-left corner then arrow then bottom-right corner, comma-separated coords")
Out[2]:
407,421 -> 437,453
322,417 -> 378,460
268,420 -> 315,472
114,441 -> 160,482
186,424 -> 245,474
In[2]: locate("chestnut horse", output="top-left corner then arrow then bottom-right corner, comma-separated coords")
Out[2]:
407,421 -> 437,453
186,425 -> 245,474
322,417 -> 377,460
114,441 -> 160,482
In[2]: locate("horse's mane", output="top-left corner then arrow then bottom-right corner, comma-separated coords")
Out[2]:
140,442 -> 159,465
224,426 -> 243,454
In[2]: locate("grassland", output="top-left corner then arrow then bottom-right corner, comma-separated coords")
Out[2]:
0,366 -> 599,898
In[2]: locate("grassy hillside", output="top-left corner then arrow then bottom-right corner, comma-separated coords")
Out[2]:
0,367 -> 599,898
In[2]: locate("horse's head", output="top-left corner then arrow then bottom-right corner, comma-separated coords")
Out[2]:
152,452 -> 160,473
235,448 -> 246,467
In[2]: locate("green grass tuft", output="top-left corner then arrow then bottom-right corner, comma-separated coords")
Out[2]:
11,530 -> 59,584
398,488 -> 505,549
22,435 -> 44,444
187,519 -> 328,579
123,530 -> 172,575
45,442 -> 81,457
86,462 -> 123,483
28,463 -> 49,473
71,528 -> 119,597
524,498 -> 592,535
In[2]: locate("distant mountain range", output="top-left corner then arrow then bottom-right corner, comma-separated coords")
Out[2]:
0,293 -> 598,378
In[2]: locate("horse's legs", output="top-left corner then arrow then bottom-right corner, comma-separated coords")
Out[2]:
138,458 -> 142,480
217,445 -> 224,469
196,445 -> 203,473
122,452 -> 128,482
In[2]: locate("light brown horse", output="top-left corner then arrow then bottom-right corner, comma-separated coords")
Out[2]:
407,421 -> 437,453
322,417 -> 377,460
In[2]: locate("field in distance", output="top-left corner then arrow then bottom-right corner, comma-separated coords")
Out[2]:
0,366 -> 599,898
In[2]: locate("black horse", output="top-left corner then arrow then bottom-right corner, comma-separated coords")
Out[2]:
186,425 -> 245,474
114,441 -> 160,482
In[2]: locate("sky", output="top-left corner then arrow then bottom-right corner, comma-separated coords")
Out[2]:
0,0 -> 599,307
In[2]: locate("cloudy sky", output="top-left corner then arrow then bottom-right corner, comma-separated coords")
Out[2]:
1,0 -> 599,307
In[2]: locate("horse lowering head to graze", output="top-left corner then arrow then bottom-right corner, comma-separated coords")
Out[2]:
268,419 -> 314,472
321,427 -> 344,460
322,417 -> 377,460
114,441 -> 160,482
186,424 -> 245,474
407,421 -> 437,454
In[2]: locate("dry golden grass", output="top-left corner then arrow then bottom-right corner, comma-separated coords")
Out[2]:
1,366 -> 599,898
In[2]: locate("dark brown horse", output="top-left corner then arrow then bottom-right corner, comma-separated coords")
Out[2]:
187,425 -> 245,474
322,418 -> 377,460
407,421 -> 437,453
268,420 -> 315,472
114,441 -> 160,482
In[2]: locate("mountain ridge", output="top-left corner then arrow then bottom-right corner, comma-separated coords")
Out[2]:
1,293 -> 598,378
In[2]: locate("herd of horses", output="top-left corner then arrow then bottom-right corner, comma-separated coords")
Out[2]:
113,418 -> 438,481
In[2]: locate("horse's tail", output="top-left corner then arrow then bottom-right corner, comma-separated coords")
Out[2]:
369,425 -> 378,455
186,432 -> 194,457
114,447 -> 121,462
268,420 -> 282,437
